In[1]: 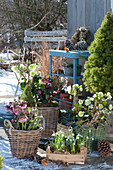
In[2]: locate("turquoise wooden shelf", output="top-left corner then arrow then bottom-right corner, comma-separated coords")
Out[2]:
49,50 -> 90,84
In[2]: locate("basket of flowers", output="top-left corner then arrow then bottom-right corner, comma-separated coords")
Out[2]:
12,62 -> 60,139
4,99 -> 45,158
46,128 -> 87,164
67,84 -> 112,152
32,76 -> 60,138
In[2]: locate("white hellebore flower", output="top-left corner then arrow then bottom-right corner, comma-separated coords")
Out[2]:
85,99 -> 91,106
30,71 -> 35,77
109,104 -> 113,111
67,86 -> 71,94
93,94 -> 97,98
78,111 -> 84,117
11,66 -> 18,72
20,64 -> 25,69
29,64 -> 37,70
79,99 -> 83,105
99,104 -> 103,109
79,87 -> 83,92
107,92 -> 112,100
98,92 -> 103,98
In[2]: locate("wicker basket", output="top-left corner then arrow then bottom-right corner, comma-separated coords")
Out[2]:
75,120 -> 110,152
37,107 -> 59,139
4,116 -> 45,158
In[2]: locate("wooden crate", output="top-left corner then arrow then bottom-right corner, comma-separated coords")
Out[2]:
46,146 -> 87,164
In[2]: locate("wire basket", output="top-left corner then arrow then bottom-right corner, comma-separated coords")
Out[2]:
75,119 -> 110,152
4,116 -> 45,158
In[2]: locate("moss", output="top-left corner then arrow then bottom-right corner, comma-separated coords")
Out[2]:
0,155 -> 4,170
83,12 -> 113,96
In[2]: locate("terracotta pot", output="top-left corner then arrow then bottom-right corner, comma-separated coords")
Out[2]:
59,93 -> 73,111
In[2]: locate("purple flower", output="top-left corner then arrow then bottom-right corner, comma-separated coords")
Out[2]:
18,116 -> 27,123
21,102 -> 27,109
37,90 -> 42,95
13,106 -> 22,115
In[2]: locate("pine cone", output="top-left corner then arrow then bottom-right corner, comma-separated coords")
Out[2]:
97,140 -> 111,157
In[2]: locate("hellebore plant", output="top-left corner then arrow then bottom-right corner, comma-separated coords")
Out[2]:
50,128 -> 87,154
11,60 -> 40,90
5,99 -> 41,130
33,77 -> 60,106
67,84 -> 112,125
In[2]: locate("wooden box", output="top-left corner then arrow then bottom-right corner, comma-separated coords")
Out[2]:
46,146 -> 87,164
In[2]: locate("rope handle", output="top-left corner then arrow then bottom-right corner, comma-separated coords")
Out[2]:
37,116 -> 45,131
4,119 -> 14,135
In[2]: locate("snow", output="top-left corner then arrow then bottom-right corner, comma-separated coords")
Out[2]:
0,69 -> 22,97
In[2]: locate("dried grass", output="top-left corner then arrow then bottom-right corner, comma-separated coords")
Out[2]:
32,39 -> 62,77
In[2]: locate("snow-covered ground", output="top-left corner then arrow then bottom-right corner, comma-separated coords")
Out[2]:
0,54 -> 113,169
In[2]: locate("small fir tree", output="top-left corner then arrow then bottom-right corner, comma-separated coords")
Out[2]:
21,84 -> 35,107
83,12 -> 113,96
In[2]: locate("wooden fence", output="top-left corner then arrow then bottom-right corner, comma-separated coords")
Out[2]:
67,0 -> 111,39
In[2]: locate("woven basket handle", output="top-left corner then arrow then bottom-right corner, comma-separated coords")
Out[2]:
4,119 -> 14,135
37,116 -> 45,131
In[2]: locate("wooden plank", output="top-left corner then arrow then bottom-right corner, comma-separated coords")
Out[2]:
77,0 -> 85,28
25,29 -> 67,37
67,0 -> 77,38
95,0 -> 105,31
46,146 -> 87,164
24,36 -> 67,42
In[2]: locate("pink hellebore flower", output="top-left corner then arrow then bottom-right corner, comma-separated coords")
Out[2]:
13,106 -> 22,115
11,119 -> 15,123
21,102 -> 27,109
18,116 -> 27,123
37,90 -> 42,95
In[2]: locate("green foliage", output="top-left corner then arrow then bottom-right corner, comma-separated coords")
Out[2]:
21,84 -> 35,107
0,154 -> 3,170
50,128 -> 86,154
83,12 -> 113,96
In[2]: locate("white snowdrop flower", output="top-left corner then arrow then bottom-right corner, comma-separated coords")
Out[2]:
67,86 -> 72,94
98,92 -> 103,98
73,143 -> 75,145
52,133 -> 55,137
86,136 -> 89,139
92,138 -> 94,140
89,130 -> 91,133
80,143 -> 84,145
72,133 -> 74,136
78,111 -> 84,117
85,99 -> 91,106
79,87 -> 83,92
109,104 -> 113,111
76,136 -> 79,139
78,99 -> 83,105
99,104 -> 103,109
